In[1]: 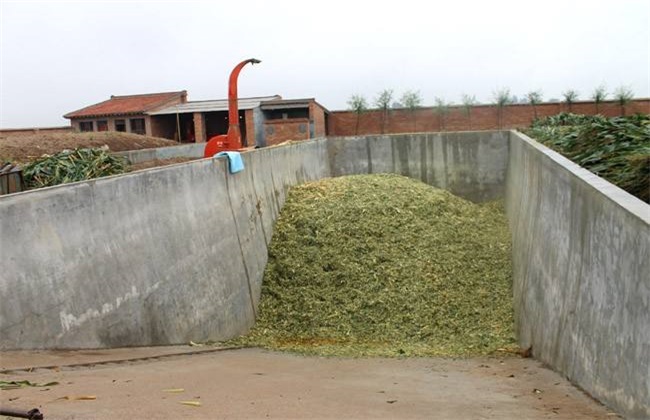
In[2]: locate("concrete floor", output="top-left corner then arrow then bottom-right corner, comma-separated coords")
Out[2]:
0,347 -> 618,419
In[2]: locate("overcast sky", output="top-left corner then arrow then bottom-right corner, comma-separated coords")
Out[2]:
1,0 -> 648,128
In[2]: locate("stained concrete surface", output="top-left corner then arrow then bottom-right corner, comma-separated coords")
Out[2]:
0,345 -> 223,372
0,348 -> 616,419
506,131 -> 650,418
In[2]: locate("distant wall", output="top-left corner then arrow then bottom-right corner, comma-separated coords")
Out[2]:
113,143 -> 206,164
0,126 -> 73,136
506,131 -> 650,418
310,102 -> 327,138
328,99 -> 650,136
264,119 -> 310,146
328,131 -> 508,203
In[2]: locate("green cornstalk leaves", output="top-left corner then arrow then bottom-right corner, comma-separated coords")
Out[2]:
22,148 -> 127,189
526,113 -> 650,203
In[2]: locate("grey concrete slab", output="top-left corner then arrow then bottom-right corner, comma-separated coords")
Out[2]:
328,131 -> 508,202
113,143 -> 205,164
506,131 -> 650,418
0,348 -> 616,419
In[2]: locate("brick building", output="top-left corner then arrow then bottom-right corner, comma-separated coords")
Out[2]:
259,98 -> 328,146
64,92 -> 330,147
64,91 -> 188,135
65,91 -> 648,144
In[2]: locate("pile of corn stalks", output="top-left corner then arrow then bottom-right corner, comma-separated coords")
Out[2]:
526,113 -> 650,202
22,148 -> 126,189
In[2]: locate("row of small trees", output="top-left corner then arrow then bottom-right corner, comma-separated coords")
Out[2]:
347,86 -> 637,134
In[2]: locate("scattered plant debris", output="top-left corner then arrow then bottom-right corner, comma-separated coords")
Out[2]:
229,174 -> 515,357
0,380 -> 59,390
57,395 -> 97,401
163,388 -> 185,393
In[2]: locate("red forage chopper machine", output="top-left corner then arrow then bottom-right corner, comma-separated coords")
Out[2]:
203,58 -> 261,158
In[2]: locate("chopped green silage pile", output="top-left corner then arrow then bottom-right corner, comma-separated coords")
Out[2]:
230,174 -> 515,357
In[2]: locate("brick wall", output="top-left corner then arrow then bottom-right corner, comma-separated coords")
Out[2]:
263,119 -> 309,146
310,102 -> 327,137
70,114 -> 152,135
193,112 -> 206,143
328,99 -> 650,136
150,115 -> 177,139
244,109 -> 256,147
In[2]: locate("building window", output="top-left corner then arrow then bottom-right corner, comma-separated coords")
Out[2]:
130,118 -> 146,135
79,121 -> 93,132
265,108 -> 309,120
115,120 -> 126,132
97,120 -> 108,132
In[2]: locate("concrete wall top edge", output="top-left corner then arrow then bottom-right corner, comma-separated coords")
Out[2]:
510,130 -> 650,224
327,130 -> 508,140
0,137 -> 331,203
5,132 -> 644,224
112,142 -> 200,157
0,156 -> 222,203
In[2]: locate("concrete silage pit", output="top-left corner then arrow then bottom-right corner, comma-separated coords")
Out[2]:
0,131 -> 647,418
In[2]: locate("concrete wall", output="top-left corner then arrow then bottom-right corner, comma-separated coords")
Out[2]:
328,131 -> 508,203
506,131 -> 650,418
113,143 -> 206,164
0,139 -> 331,349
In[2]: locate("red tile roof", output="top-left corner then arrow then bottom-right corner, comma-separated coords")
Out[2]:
64,91 -> 187,119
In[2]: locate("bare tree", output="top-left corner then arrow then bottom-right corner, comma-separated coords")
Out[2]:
591,85 -> 608,114
347,94 -> 368,135
526,90 -> 543,120
493,88 -> 512,129
400,90 -> 422,132
374,89 -> 393,134
562,89 -> 579,112
434,97 -> 451,131
461,94 -> 477,129
613,86 -> 634,116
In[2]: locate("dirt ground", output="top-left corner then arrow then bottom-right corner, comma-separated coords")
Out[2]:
0,347 -> 617,420
0,132 -> 179,164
